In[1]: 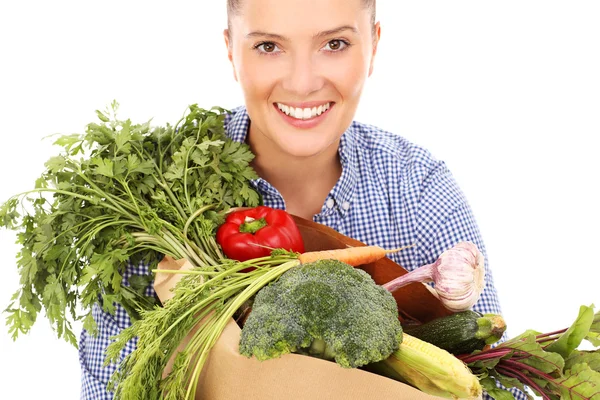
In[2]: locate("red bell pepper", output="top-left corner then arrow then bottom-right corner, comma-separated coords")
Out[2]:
216,206 -> 305,264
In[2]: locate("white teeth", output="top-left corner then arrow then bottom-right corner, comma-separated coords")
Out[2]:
276,102 -> 331,120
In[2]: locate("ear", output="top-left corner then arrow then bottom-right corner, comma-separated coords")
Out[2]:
368,22 -> 381,77
223,29 -> 238,82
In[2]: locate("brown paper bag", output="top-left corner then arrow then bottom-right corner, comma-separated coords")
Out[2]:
154,255 -> 194,302
197,319 -> 445,400
154,216 -> 454,399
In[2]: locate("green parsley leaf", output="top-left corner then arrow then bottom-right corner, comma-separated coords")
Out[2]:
1,102 -> 262,347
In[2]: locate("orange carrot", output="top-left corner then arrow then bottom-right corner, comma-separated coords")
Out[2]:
297,245 -> 413,266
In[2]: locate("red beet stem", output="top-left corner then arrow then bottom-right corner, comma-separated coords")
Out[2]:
500,359 -> 555,381
458,347 -> 513,363
496,365 -> 551,400
535,328 -> 567,341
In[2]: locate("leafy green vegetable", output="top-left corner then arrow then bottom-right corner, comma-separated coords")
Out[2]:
1,101 -> 261,345
545,304 -> 595,359
479,377 -> 517,400
459,305 -> 600,399
554,362 -> 600,399
566,351 -> 600,373
500,332 -> 565,375
587,311 -> 600,347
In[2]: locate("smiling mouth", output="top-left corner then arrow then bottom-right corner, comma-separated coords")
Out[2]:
275,102 -> 332,120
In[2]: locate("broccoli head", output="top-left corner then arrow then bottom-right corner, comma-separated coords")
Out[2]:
238,259 -> 403,368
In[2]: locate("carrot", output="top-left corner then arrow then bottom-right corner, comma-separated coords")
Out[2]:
297,245 -> 413,266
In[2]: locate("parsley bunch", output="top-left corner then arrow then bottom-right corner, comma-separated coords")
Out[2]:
1,101 -> 261,345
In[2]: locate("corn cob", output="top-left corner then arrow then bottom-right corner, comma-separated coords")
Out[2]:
369,333 -> 482,399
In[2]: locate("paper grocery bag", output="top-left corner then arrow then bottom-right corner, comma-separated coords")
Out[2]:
153,215 -> 454,399
196,319 -> 444,400
154,255 -> 194,303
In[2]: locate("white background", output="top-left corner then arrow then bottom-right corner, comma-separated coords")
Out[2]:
1,1 -> 599,398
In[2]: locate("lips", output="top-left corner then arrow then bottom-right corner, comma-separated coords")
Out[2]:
273,101 -> 334,129
276,102 -> 331,120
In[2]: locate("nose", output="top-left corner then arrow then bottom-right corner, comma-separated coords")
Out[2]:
281,52 -> 325,97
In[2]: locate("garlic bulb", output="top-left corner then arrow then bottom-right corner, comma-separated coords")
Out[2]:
382,242 -> 486,312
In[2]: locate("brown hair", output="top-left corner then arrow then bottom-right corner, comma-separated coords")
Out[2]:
227,0 -> 376,35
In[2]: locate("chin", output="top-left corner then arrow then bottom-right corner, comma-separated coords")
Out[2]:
279,143 -> 325,158
273,132 -> 334,158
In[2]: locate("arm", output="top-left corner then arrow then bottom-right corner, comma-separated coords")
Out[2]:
410,163 -> 528,400
401,159 -> 501,315
427,201 -> 503,317
79,302 -> 132,400
79,260 -> 153,399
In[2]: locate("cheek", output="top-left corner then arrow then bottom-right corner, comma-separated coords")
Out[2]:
235,52 -> 280,100
326,54 -> 370,99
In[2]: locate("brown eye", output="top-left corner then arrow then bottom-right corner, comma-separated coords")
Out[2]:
323,39 -> 348,52
328,40 -> 341,50
257,42 -> 278,53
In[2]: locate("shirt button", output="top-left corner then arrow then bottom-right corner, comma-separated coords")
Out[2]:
342,201 -> 351,210
326,198 -> 335,209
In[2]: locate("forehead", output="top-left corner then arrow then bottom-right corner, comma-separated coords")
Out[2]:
232,0 -> 369,37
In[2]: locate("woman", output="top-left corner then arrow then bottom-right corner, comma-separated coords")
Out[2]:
79,1 -> 525,398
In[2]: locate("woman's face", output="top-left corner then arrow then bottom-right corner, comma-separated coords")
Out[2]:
225,0 -> 380,159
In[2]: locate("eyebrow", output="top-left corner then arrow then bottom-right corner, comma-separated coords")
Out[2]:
315,25 -> 359,38
245,25 -> 359,41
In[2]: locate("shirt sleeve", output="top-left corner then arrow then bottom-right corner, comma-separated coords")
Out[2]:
408,162 -> 529,400
403,160 -> 501,315
79,302 -> 137,400
79,261 -> 152,399
427,201 -> 502,316
432,204 -> 530,400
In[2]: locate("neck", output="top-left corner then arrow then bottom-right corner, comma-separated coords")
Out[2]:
250,141 -> 342,193
247,124 -> 342,219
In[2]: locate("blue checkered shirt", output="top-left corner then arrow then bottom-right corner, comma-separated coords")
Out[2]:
79,106 -> 526,399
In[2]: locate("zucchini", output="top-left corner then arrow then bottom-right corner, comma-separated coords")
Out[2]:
403,310 -> 506,355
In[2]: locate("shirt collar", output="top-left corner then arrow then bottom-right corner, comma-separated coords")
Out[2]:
327,122 -> 358,217
224,107 -> 279,197
224,106 -> 251,143
224,106 -> 358,217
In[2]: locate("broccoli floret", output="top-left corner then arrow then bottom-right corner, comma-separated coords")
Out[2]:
239,259 -> 403,368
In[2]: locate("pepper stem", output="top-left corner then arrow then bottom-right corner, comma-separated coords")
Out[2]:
239,217 -> 268,234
